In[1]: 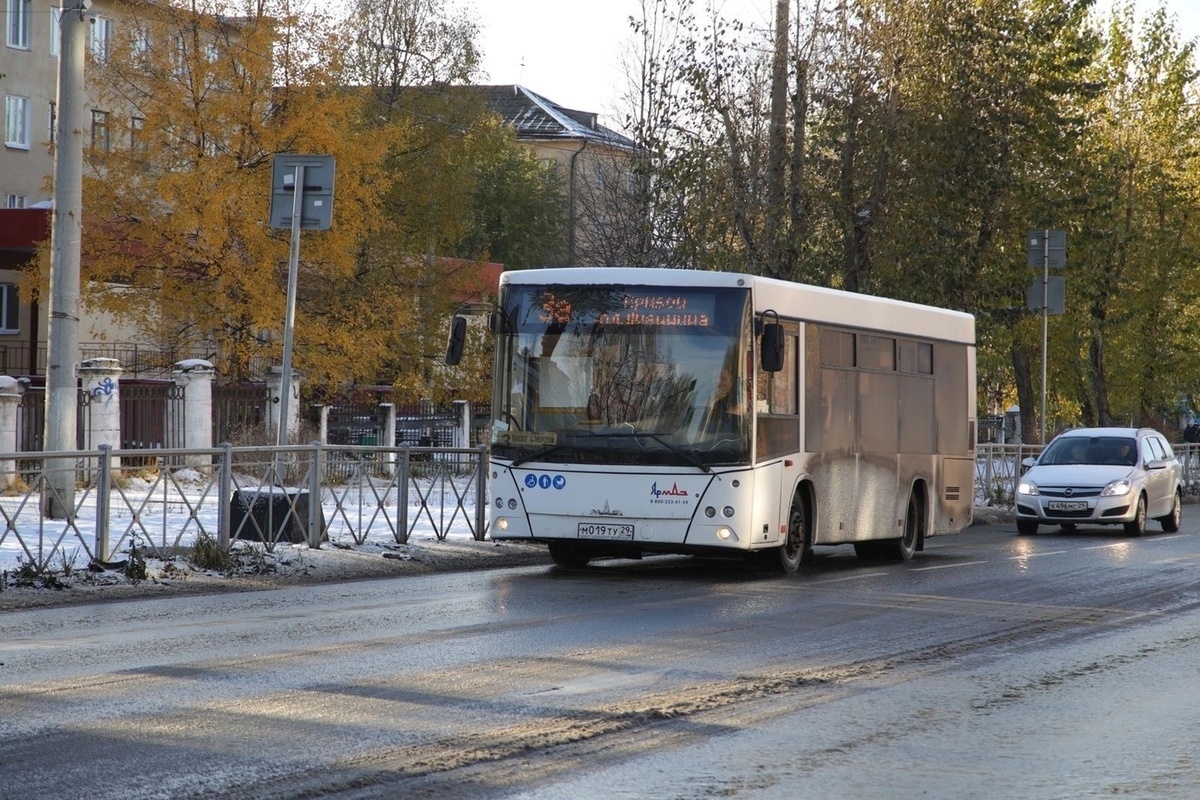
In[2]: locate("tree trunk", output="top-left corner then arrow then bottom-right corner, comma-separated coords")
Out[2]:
1012,341 -> 1037,445
763,0 -> 791,280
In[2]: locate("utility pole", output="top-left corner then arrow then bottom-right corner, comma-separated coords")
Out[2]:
43,0 -> 90,519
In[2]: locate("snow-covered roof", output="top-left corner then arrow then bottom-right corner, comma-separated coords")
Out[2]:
467,85 -> 637,151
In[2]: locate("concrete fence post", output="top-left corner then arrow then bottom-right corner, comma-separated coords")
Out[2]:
79,358 -> 122,471
453,400 -> 470,470
380,402 -> 396,476
0,376 -> 23,491
173,360 -> 215,472
266,365 -> 302,444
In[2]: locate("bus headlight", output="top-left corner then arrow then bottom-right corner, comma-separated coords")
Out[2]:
723,506 -> 735,517
717,527 -> 733,540
496,517 -> 509,531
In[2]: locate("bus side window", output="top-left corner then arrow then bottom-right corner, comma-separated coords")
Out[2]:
758,325 -> 799,459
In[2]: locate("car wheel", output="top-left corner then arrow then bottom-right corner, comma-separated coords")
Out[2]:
1124,494 -> 1147,537
1016,519 -> 1038,535
1159,489 -> 1182,533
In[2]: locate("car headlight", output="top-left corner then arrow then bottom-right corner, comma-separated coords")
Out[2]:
1102,479 -> 1132,497
1018,480 -> 1038,496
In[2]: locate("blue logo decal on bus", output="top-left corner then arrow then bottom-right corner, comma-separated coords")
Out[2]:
524,473 -> 567,490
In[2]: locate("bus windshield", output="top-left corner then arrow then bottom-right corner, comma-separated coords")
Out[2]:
491,283 -> 753,468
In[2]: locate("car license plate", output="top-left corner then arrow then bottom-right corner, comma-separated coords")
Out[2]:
578,522 -> 635,540
1048,500 -> 1088,512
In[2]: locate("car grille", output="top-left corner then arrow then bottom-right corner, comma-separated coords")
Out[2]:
1044,508 -> 1093,519
1037,487 -> 1101,498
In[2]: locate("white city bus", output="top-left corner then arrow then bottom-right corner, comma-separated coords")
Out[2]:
449,267 -> 976,571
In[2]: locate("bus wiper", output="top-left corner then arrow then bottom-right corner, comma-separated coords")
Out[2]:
510,445 -> 571,467
583,430 -> 713,473
639,432 -> 713,473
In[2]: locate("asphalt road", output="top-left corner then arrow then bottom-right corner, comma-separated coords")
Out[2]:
2,511 -> 1199,799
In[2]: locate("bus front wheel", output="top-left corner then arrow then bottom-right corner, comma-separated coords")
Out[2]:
772,493 -> 811,574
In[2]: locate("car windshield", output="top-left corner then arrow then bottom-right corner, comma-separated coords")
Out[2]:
1040,436 -> 1138,467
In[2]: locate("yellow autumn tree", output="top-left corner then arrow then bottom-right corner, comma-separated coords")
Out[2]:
70,0 -> 396,384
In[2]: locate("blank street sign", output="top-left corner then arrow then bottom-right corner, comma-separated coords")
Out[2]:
1027,229 -> 1066,268
1027,275 -> 1065,315
269,154 -> 335,230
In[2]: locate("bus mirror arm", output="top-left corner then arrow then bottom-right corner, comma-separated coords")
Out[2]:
759,310 -> 784,372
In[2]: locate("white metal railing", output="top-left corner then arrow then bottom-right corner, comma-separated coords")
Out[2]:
0,443 -> 488,573
4,443 -> 1198,576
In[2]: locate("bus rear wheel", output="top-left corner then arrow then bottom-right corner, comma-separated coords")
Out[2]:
548,542 -> 591,569
883,492 -> 922,561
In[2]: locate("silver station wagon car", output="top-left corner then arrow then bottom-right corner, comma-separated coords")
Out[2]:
1015,427 -> 1182,536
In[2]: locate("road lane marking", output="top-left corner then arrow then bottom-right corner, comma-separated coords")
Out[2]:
911,560 -> 988,571
812,571 -> 888,584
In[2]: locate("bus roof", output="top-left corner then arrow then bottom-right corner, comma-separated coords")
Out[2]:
499,267 -> 975,345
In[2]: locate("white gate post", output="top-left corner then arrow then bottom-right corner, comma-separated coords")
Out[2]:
173,359 -> 215,471
80,358 -> 122,469
266,366 -> 302,444
0,376 -> 23,490
380,402 -> 396,476
453,400 -> 470,470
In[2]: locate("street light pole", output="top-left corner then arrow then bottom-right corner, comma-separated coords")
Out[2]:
43,0 -> 90,518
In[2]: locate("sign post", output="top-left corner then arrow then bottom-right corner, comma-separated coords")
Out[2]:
1027,229 -> 1066,444
269,155 -> 334,448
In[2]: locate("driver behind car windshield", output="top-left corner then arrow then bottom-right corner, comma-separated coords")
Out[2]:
1042,437 -> 1137,467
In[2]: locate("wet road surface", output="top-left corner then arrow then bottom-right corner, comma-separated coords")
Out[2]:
2,511 -> 1199,798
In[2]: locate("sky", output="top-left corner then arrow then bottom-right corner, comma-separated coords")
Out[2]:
469,0 -> 1200,128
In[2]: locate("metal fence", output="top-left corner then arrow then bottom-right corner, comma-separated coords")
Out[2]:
973,442 -> 1200,506
0,443 -> 488,572
6,443 -> 1199,575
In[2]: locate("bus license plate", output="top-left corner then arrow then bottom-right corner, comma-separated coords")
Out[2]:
578,522 -> 635,540
1048,500 -> 1087,512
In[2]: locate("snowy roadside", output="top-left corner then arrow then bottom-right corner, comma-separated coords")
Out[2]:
0,536 -> 552,611
0,507 -> 1014,611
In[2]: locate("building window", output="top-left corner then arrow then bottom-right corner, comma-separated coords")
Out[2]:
7,0 -> 31,49
5,195 -> 27,208
50,5 -> 61,56
131,27 -> 150,66
91,109 -> 109,153
5,95 -> 30,149
130,116 -> 147,153
0,284 -> 19,334
90,15 -> 112,62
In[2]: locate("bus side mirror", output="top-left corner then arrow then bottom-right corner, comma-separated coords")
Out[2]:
444,316 -> 467,366
760,322 -> 784,372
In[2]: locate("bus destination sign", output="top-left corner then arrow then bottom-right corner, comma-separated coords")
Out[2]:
534,290 -> 715,329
